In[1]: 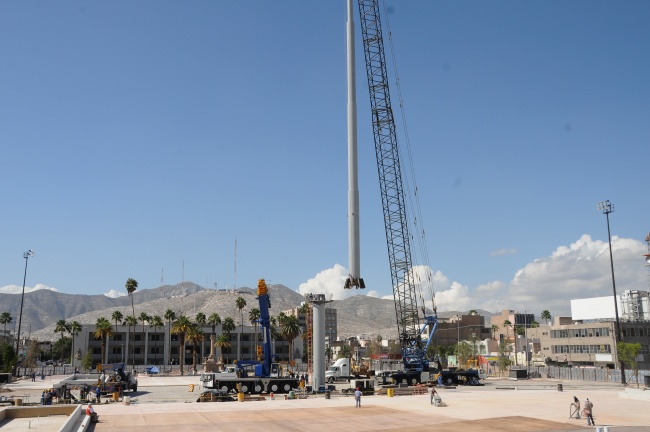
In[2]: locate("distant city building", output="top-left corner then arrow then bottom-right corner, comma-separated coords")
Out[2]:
70,323 -> 298,368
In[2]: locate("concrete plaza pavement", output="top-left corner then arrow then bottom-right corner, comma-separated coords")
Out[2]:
3,374 -> 650,431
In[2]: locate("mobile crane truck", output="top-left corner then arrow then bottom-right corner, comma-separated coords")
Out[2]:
199,279 -> 299,394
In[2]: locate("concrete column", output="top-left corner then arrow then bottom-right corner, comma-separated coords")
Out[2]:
313,303 -> 326,391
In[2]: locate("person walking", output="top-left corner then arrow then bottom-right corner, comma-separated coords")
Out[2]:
95,386 -> 101,403
583,398 -> 595,426
354,387 -> 362,408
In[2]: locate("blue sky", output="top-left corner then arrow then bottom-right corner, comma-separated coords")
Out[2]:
1,1 -> 649,319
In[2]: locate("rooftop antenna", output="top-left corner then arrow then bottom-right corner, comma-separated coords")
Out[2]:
161,268 -> 164,286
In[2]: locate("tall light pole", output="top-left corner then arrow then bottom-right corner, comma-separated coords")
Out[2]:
596,200 -> 626,385
15,250 -> 35,368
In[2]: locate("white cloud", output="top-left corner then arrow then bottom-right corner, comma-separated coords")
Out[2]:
104,290 -> 127,298
298,264 -> 356,300
0,284 -> 58,294
299,234 -> 647,320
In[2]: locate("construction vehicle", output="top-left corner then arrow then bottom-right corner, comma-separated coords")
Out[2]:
325,358 -> 370,383
355,0 -> 438,385
199,279 -> 300,394
96,363 -> 138,393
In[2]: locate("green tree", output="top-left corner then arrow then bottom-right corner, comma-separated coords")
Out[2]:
111,310 -> 124,362
221,317 -> 235,362
338,344 -> 352,362
125,278 -> 138,318
171,315 -> 193,375
94,317 -> 114,364
207,313 -> 221,359
124,315 -> 138,367
164,309 -> 176,366
195,312 -> 206,362
0,312 -> 12,341
81,350 -> 93,372
530,321 -> 540,328
618,342 -> 641,387
541,310 -> 551,326
215,334 -> 231,363
68,321 -> 82,366
249,308 -> 260,360
491,324 -> 500,341
456,341 -> 473,366
139,311 -> 150,363
150,315 -> 164,365
235,296 -> 247,360
0,343 -> 17,373
23,339 -> 40,370
126,278 -> 138,368
514,325 -> 525,336
497,339 -> 512,377
186,324 -> 204,373
54,319 -> 69,363
280,315 -> 301,363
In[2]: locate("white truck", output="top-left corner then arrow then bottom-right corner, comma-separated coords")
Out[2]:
325,358 -> 370,383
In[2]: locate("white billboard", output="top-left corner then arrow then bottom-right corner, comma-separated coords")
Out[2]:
570,296 -> 616,320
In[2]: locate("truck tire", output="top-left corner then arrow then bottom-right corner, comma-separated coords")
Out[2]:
270,383 -> 280,393
282,382 -> 292,393
240,384 -> 249,393
327,377 -> 334,384
410,377 -> 418,385
220,384 -> 230,394
254,383 -> 263,394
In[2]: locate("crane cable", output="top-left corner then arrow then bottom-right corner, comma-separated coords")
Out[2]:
380,0 -> 437,316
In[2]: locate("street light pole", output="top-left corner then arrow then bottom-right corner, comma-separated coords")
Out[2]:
596,200 -> 626,385
15,250 -> 34,369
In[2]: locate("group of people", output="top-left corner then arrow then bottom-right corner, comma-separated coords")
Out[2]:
570,395 -> 595,427
40,388 -> 57,405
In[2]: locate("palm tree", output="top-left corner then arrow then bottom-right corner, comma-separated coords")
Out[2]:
171,315 -> 193,375
68,321 -> 82,366
139,312 -> 150,364
491,324 -> 500,341
222,317 -> 235,363
124,315 -> 138,369
280,315 -> 301,363
249,308 -> 260,360
94,317 -> 114,364
186,324 -> 204,373
125,278 -> 138,367
150,315 -> 164,365
541,310 -> 552,326
530,321 -> 540,328
164,309 -> 176,366
339,344 -> 352,362
55,319 -> 68,363
207,313 -> 221,360
111,310 -> 124,362
195,312 -> 206,364
0,312 -> 12,341
235,296 -> 247,360
502,320 -> 512,341
215,334 -> 231,363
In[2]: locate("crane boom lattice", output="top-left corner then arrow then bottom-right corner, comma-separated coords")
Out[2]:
357,0 -> 420,345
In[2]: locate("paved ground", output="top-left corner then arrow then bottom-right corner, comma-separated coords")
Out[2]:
3,374 -> 650,432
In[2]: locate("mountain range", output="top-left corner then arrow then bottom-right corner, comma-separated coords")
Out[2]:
0,283 -> 491,342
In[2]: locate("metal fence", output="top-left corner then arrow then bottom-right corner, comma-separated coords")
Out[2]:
523,365 -> 650,385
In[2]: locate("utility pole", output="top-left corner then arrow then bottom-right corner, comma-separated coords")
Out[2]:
596,200 -> 626,385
